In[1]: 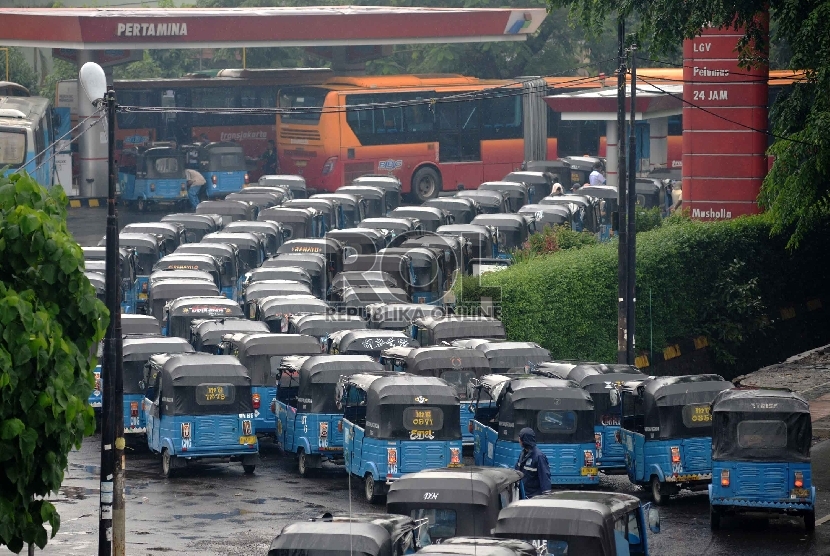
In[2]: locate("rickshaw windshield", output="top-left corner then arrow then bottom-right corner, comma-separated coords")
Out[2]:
439,370 -> 476,399
411,509 -> 456,539
124,361 -> 147,394
209,150 -> 245,171
498,229 -> 524,250
135,251 -> 160,275
238,247 -> 259,272
712,412 -> 811,462
216,258 -> 236,287
146,156 -> 184,178
412,262 -> 438,289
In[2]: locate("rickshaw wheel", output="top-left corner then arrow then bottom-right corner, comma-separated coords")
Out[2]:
243,464 -> 256,475
804,510 -> 815,532
364,473 -> 382,504
297,449 -> 314,478
137,198 -> 147,212
650,476 -> 667,505
709,506 -> 721,530
161,449 -> 176,478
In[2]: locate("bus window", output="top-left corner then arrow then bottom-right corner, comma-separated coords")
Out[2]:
280,87 -> 326,125
0,130 -> 26,167
482,94 -> 522,140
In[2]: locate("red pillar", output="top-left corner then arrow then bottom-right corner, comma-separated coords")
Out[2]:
682,22 -> 768,219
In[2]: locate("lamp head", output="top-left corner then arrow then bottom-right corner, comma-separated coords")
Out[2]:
78,62 -> 107,106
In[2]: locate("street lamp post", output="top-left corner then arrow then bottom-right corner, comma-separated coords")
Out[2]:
79,61 -> 125,556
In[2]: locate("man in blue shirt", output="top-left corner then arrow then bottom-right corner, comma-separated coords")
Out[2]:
514,427 -> 551,497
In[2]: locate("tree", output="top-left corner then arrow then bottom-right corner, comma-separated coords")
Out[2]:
3,47 -> 38,93
549,0 -> 830,248
0,173 -> 108,553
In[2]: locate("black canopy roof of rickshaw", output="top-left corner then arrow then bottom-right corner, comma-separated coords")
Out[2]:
192,318 -> 270,344
153,253 -> 220,272
402,234 -> 467,252
149,270 -> 214,285
634,178 -> 662,194
357,374 -> 460,406
298,355 -> 383,384
116,232 -> 162,252
540,195 -> 593,210
225,333 -> 321,357
83,260 -> 107,273
577,185 -> 618,199
332,271 -> 399,290
455,190 -> 505,207
352,175 -> 403,191
202,232 -> 263,250
196,199 -> 254,217
82,246 -> 134,261
122,222 -> 183,239
313,193 -> 362,207
150,280 -> 219,298
290,314 -> 367,334
278,238 -> 343,255
379,247 -> 439,265
161,213 -> 223,230
390,206 -> 449,221
327,228 -> 388,242
337,185 -> 385,200
711,388 -> 809,414
366,303 -> 445,326
225,220 -> 283,235
520,204 -> 572,217
361,217 -> 419,232
494,491 -> 640,551
258,206 -> 319,224
412,316 -> 506,340
166,296 -> 244,318
341,287 -> 409,305
433,538 -> 537,556
201,141 -> 244,153
522,160 -> 571,172
426,197 -> 479,210
269,520 -> 392,555
225,191 -> 283,209
85,272 -> 105,292
566,363 -> 645,391
642,374 -> 733,406
263,254 -> 326,274
176,243 -> 237,260
400,347 -> 491,373
500,377 -> 593,411
503,172 -> 553,186
259,295 -> 330,315
329,329 -> 419,350
122,337 -> 193,361
284,198 -> 338,214
387,466 -> 523,507
259,174 -> 306,187
479,181 -> 529,194
471,214 -> 530,230
153,353 -> 250,387
245,280 -> 312,298
246,266 -> 311,283
121,315 -> 161,336
436,224 -> 493,244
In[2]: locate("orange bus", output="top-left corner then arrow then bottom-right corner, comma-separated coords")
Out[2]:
275,70 -> 804,199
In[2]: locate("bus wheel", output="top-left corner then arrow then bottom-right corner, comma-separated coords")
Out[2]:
411,167 -> 441,203
364,473 -> 382,504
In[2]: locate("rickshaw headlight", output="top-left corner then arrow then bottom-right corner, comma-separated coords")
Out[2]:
252,393 -> 261,409
670,446 -> 681,463
149,183 -> 156,192
794,471 -> 804,488
720,469 -> 730,487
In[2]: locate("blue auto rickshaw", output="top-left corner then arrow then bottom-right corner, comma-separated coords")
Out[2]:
494,491 -> 661,556
708,388 -> 815,531
202,231 -> 268,279
142,353 -> 259,477
152,253 -> 223,292
198,141 -> 248,198
114,233 -> 165,312
83,246 -> 140,314
119,145 -> 188,211
175,242 -> 241,301
275,355 -> 384,476
563,363 -> 646,472
258,207 -> 325,239
122,336 -> 194,436
339,373 -> 463,503
470,374 -> 599,486
612,374 -> 734,504
189,318 -> 270,354
379,246 -> 445,304
379,346 -> 490,445
470,214 -> 535,259
221,333 -> 322,436
160,213 -> 222,243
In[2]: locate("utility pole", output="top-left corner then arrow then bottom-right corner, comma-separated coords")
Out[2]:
626,46 -> 638,365
616,18 -> 628,364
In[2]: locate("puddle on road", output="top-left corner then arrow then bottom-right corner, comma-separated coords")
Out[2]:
59,486 -> 99,501
242,498 -> 268,505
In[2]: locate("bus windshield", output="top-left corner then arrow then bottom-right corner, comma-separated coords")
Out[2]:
0,130 -> 27,167
279,88 -> 327,125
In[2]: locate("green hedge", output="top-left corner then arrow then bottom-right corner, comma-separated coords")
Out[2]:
457,214 -> 830,374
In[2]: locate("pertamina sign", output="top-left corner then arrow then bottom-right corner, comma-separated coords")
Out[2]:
116,22 -> 188,37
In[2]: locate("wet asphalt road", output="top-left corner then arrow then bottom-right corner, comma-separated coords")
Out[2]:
25,205 -> 829,555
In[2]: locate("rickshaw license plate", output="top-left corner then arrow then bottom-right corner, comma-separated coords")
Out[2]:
791,488 -> 810,498
138,293 -> 148,300
581,467 -> 599,476
239,435 -> 256,445
448,462 -> 463,468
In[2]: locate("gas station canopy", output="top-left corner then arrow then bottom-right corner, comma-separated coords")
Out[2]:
0,7 -> 547,49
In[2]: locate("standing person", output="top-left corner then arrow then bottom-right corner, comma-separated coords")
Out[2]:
186,136 -> 201,170
185,168 -> 207,210
589,162 -> 606,185
261,140 -> 278,175
514,427 -> 551,498
551,183 -> 564,195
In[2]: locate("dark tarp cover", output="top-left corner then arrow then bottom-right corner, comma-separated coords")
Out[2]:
711,389 -> 812,462
157,354 -> 253,416
639,375 -> 733,439
297,355 -> 384,413
494,492 -> 641,556
362,375 -> 461,440
122,337 -> 193,395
